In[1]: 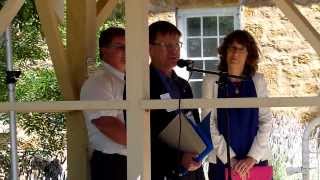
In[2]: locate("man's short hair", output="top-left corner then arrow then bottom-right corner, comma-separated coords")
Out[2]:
99,27 -> 125,59
149,21 -> 181,43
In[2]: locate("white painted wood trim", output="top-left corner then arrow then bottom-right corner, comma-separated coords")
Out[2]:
141,97 -> 320,109
0,0 -> 24,34
176,6 -> 240,80
0,97 -> 319,113
0,100 -> 127,112
177,6 -> 240,16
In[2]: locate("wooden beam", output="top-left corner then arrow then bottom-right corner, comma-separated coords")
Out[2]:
65,111 -> 88,179
275,0 -> 320,55
50,0 -> 64,25
141,96 -> 320,109
35,0 -> 76,100
125,0 -> 151,179
0,97 -> 319,113
0,100 -> 127,112
0,0 -> 24,34
66,0 -> 96,179
67,0 -> 96,93
96,0 -> 118,28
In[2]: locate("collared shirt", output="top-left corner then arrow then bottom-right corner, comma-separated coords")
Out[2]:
80,62 -> 126,156
153,68 -> 181,99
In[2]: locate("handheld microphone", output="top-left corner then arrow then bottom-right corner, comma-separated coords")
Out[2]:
177,59 -> 194,68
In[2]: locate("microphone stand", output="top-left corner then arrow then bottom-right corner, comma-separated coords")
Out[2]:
185,65 -> 245,180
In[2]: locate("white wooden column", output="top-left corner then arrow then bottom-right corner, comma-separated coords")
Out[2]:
125,0 -> 151,179
66,0 -> 96,179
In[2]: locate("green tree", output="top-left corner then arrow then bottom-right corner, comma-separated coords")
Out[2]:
0,0 -> 64,177
0,0 -> 125,177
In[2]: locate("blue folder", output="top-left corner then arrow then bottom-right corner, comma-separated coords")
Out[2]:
158,112 -> 213,175
187,112 -> 213,162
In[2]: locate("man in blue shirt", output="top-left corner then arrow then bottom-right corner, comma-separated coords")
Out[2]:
149,21 -> 205,180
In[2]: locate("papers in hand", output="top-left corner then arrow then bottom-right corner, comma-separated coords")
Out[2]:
158,112 -> 213,162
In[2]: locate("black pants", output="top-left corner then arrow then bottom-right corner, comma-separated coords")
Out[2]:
168,167 -> 205,180
90,150 -> 127,180
152,166 -> 204,180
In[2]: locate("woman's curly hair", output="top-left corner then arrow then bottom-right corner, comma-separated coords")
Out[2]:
218,30 -> 260,76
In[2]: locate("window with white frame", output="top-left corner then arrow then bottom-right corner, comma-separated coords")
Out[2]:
177,7 -> 241,98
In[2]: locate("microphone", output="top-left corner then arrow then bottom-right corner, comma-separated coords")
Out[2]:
177,59 -> 194,68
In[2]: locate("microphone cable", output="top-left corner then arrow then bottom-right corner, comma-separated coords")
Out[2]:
177,62 -> 195,176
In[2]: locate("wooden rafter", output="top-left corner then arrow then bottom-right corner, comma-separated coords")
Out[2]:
96,0 -> 118,28
0,0 -> 24,34
50,0 -> 64,25
275,0 -> 320,55
35,0 -> 76,100
0,96 -> 319,113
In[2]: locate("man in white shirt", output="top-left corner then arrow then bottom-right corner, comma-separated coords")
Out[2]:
80,27 -> 126,180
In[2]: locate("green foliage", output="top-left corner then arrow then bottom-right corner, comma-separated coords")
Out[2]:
0,0 -> 125,177
16,69 -> 62,102
271,157 -> 287,180
100,1 -> 125,30
0,0 -> 64,176
1,0 -> 49,69
0,59 -> 6,102
0,0 -> 49,101
16,69 -> 65,154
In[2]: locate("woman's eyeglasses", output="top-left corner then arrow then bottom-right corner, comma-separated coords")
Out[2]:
227,46 -> 247,54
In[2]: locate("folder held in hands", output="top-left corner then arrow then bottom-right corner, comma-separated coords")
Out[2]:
158,112 -> 213,162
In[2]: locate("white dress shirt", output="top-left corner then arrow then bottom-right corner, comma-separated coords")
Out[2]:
201,72 -> 272,164
80,62 -> 127,156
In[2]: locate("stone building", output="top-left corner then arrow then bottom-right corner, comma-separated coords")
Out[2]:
149,0 -> 320,179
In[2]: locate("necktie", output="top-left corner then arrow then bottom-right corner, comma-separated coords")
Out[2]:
123,77 -> 126,125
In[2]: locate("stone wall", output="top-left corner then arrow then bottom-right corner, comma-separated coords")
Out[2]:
242,3 -> 320,121
149,2 -> 320,122
242,4 -> 320,178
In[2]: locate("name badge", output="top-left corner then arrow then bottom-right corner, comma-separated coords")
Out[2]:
160,93 -> 176,112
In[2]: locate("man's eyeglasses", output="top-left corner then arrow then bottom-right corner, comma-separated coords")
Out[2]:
150,42 -> 183,50
107,44 -> 125,51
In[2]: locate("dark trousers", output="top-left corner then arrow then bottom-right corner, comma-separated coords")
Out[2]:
161,167 -> 205,180
167,166 -> 205,180
90,150 -> 127,180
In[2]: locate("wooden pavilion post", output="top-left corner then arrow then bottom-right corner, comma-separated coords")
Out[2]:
125,0 -> 151,179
